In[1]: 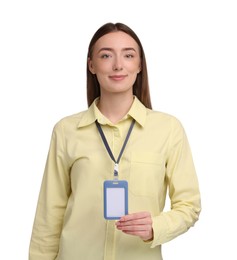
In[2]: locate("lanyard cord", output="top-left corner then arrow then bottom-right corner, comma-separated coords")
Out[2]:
95,119 -> 136,179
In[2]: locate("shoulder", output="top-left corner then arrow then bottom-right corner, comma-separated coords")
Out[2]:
52,110 -> 88,134
146,109 -> 184,129
146,109 -> 188,146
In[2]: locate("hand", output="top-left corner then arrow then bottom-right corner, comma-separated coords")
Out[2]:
115,211 -> 153,241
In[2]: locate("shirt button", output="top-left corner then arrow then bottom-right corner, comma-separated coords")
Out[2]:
113,128 -> 120,137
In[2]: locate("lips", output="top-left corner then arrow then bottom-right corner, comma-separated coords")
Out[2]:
109,75 -> 127,81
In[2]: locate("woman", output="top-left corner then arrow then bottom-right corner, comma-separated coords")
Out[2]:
29,22 -> 201,260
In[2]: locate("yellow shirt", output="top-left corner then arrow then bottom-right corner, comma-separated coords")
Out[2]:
29,97 -> 201,260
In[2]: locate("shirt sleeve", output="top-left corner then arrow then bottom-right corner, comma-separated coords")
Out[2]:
151,117 -> 201,248
29,121 -> 71,260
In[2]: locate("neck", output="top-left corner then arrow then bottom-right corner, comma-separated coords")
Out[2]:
98,92 -> 134,124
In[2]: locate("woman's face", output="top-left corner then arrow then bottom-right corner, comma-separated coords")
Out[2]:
88,31 -> 141,96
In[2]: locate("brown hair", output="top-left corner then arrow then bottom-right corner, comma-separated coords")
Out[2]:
87,22 -> 152,109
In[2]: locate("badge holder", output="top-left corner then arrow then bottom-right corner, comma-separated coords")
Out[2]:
104,179 -> 128,220
96,119 -> 135,220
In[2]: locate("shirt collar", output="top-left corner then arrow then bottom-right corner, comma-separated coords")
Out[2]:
127,96 -> 147,127
77,96 -> 147,128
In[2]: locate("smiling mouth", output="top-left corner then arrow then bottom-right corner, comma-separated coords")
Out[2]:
109,75 -> 127,81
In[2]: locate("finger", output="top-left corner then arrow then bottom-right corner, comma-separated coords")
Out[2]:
116,217 -> 152,226
119,212 -> 151,222
117,224 -> 152,232
122,230 -> 152,240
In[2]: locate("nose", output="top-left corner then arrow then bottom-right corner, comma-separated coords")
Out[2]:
112,56 -> 123,71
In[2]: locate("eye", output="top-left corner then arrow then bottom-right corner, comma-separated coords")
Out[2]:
125,54 -> 134,58
101,53 -> 111,59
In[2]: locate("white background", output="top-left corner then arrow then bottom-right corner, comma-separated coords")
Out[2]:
1,0 -> 237,259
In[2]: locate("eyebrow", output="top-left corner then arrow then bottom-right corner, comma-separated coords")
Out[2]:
97,47 -> 137,54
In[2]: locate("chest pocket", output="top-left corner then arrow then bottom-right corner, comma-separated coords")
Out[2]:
129,152 -> 165,197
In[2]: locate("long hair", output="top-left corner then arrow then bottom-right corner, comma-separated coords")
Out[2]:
87,22 -> 152,109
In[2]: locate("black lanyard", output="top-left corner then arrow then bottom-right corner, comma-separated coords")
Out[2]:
95,119 -> 136,179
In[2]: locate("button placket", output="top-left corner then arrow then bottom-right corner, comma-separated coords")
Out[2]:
104,220 -> 116,260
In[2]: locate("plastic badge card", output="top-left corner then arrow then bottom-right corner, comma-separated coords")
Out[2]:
103,180 -> 128,220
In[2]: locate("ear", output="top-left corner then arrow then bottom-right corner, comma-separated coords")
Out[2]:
137,64 -> 142,74
88,58 -> 96,74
